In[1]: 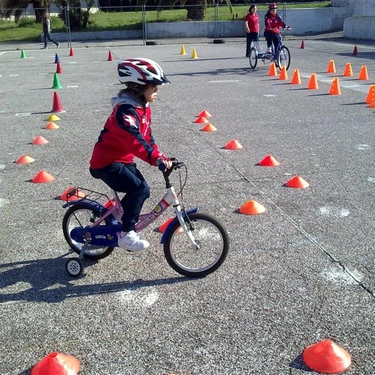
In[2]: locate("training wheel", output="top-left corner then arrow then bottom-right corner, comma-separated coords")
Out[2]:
66,258 -> 83,277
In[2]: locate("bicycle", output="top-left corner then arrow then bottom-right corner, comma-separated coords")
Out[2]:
62,160 -> 229,278
248,28 -> 291,71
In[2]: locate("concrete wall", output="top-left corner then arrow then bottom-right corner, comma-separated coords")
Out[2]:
51,7 -> 350,42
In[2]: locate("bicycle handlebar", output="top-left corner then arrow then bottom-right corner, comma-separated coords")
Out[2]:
158,158 -> 184,172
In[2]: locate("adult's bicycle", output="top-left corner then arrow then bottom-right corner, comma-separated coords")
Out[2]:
62,160 -> 229,278
249,28 -> 291,71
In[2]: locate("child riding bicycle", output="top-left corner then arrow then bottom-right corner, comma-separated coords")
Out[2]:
90,58 -> 172,252
264,3 -> 291,63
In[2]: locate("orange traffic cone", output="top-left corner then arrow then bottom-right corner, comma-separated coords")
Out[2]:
239,200 -> 266,215
158,217 -> 174,233
69,47 -> 74,57
352,45 -> 358,56
16,155 -> 35,164
224,139 -> 243,150
51,91 -> 65,113
302,339 -> 351,374
268,62 -> 277,77
56,61 -> 63,74
197,110 -> 212,118
285,176 -> 309,189
31,352 -> 80,375
32,135 -> 49,145
329,77 -> 341,96
60,186 -> 85,201
367,101 -> 375,108
358,65 -> 368,80
31,170 -> 55,183
343,62 -> 353,77
107,50 -> 113,61
307,73 -> 318,90
365,85 -> 375,104
300,40 -> 305,49
258,154 -> 280,167
326,59 -> 336,73
194,116 -> 208,124
200,123 -> 217,132
279,65 -> 288,80
291,69 -> 301,85
44,122 -> 59,130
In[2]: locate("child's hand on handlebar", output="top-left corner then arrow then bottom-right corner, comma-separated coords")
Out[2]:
156,158 -> 173,170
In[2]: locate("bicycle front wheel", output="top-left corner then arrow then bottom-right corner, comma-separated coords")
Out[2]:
164,213 -> 229,277
278,45 -> 291,70
249,47 -> 258,69
62,204 -> 115,260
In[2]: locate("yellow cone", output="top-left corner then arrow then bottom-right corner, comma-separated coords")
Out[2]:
191,48 -> 198,59
180,45 -> 186,55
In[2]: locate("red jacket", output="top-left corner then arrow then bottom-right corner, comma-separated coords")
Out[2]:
264,13 -> 286,35
245,13 -> 259,34
90,92 -> 166,169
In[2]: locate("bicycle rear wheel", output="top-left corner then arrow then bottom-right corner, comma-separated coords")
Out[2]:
249,47 -> 258,69
164,213 -> 229,277
62,204 -> 115,260
278,45 -> 291,70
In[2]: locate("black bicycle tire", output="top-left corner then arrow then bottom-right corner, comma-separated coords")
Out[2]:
278,45 -> 291,70
62,204 -> 115,260
163,212 -> 229,277
249,47 -> 258,69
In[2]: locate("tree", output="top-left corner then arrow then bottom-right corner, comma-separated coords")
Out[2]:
54,0 -> 95,30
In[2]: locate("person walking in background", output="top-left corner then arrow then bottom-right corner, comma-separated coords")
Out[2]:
244,5 -> 259,57
41,14 -> 60,49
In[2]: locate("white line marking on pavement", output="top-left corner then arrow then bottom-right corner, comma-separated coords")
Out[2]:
209,80 -> 239,83
321,267 -> 363,285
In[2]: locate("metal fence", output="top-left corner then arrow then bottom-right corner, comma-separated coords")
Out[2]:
0,2 -> 333,45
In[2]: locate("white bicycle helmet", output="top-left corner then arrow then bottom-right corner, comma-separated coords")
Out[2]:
118,58 -> 170,86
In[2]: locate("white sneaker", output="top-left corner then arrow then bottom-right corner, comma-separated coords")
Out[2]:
117,230 -> 149,252
267,47 -> 272,53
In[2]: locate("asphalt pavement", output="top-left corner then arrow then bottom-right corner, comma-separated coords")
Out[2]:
0,34 -> 375,375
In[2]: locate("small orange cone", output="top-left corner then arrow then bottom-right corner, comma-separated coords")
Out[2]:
194,116 -> 208,124
365,85 -> 375,104
358,65 -> 368,80
285,176 -> 309,189
31,170 -> 55,183
326,59 -> 336,73
224,139 -> 243,150
197,110 -> 212,118
51,91 -> 65,113
268,62 -> 277,77
200,123 -> 217,132
158,217 -> 174,233
343,62 -> 353,77
44,122 -> 59,130
60,186 -> 85,201
307,73 -> 318,90
291,69 -> 301,85
31,352 -> 80,375
302,339 -> 351,374
300,40 -> 305,49
279,65 -> 288,80
329,77 -> 341,96
239,200 -> 266,215
352,45 -> 358,56
32,135 -> 49,145
56,61 -> 63,74
107,50 -> 113,61
16,155 -> 35,164
69,47 -> 75,57
258,154 -> 280,167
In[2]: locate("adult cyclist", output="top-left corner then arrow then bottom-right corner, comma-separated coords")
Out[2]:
264,3 -> 291,63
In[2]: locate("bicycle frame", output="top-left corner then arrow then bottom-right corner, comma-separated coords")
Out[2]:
63,163 -> 199,247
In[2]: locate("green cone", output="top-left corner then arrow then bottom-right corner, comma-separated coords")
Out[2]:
21,49 -> 26,58
52,73 -> 63,89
